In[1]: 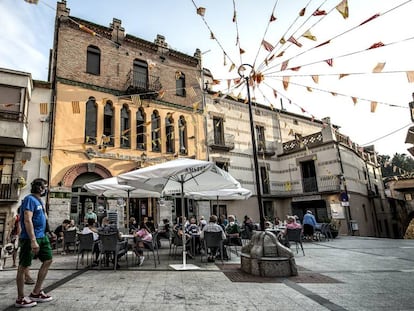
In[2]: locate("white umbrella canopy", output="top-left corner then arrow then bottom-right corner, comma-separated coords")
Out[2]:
83,177 -> 161,228
186,187 -> 252,201
117,158 -> 241,270
117,158 -> 240,196
83,177 -> 160,198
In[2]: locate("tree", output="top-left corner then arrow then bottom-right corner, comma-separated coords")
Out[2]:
379,153 -> 414,178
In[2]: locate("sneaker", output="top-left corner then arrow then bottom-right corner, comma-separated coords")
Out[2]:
24,278 -> 35,285
139,256 -> 145,266
15,297 -> 37,308
29,291 -> 53,303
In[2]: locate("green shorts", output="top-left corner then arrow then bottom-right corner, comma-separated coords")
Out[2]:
19,236 -> 53,267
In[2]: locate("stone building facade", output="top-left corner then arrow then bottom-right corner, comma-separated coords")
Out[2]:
47,1 -> 205,229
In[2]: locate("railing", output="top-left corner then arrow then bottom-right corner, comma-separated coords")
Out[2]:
0,174 -> 14,200
271,175 -> 341,196
125,69 -> 162,96
257,141 -> 276,156
207,131 -> 235,151
0,110 -> 26,123
282,132 -> 323,154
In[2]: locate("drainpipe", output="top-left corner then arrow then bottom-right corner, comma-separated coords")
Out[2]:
336,142 -> 352,235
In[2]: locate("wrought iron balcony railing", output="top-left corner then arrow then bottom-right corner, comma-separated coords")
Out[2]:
125,69 -> 162,97
207,131 -> 235,151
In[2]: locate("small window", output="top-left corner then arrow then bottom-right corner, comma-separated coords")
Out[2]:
151,110 -> 161,152
103,101 -> 114,146
213,117 -> 224,145
85,97 -> 97,144
136,108 -> 146,150
176,72 -> 186,97
120,105 -> 130,148
256,125 -> 265,152
166,114 -> 175,153
86,45 -> 101,75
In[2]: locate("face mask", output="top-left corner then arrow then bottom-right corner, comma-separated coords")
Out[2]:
40,189 -> 48,197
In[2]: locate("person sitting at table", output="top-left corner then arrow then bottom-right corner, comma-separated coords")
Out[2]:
143,216 -> 156,233
156,218 -> 170,248
133,221 -> 153,266
81,218 -> 99,265
198,216 -> 207,231
98,217 -> 126,269
264,221 -> 273,230
223,215 -> 242,259
128,217 -> 138,234
200,215 -> 226,262
186,217 -> 201,256
278,216 -> 302,247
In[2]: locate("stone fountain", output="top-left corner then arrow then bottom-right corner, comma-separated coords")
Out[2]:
240,231 -> 298,277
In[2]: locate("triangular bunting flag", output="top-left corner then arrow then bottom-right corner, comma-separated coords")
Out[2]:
210,32 -> 215,40
158,90 -> 166,99
316,40 -> 330,48
197,7 -> 206,16
282,76 -> 290,90
131,95 -> 142,107
287,36 -> 302,47
313,9 -> 327,16
273,89 -> 278,98
299,8 -> 306,16
336,0 -> 349,19
79,24 -> 96,36
351,97 -> 358,105
25,0 -> 39,3
239,48 -> 245,54
339,73 -> 349,79
192,101 -> 200,112
281,60 -> 289,71
262,40 -> 274,52
325,59 -> 333,66
291,66 -> 301,71
279,37 -> 286,44
233,11 -> 236,22
372,62 -> 386,73
229,63 -> 236,72
370,101 -> 377,113
360,13 -> 380,26
270,14 -> 277,22
306,86 -> 313,92
406,71 -> 414,83
312,75 -> 319,84
368,42 -> 385,50
302,30 -> 317,41
42,156 -> 50,165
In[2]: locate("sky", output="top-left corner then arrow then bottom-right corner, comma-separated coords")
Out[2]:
1,0 -> 414,158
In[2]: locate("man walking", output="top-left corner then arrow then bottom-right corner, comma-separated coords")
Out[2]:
15,178 -> 53,308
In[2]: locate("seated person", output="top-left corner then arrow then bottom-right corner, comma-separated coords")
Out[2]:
67,219 -> 79,232
81,218 -> 99,264
157,218 -> 171,247
98,217 -> 126,268
200,215 -> 226,262
185,217 -> 201,256
264,221 -> 273,230
225,215 -> 242,246
54,219 -> 70,254
143,216 -> 156,233
128,217 -> 138,234
278,216 -> 302,247
133,221 -> 153,266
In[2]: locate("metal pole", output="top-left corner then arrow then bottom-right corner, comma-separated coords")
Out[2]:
238,64 -> 265,231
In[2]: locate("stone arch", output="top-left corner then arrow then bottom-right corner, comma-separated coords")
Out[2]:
61,163 -> 112,187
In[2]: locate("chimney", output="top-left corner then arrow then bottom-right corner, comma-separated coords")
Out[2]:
57,1 -> 70,17
110,18 -> 125,45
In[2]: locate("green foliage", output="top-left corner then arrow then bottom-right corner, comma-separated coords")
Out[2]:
378,153 -> 414,178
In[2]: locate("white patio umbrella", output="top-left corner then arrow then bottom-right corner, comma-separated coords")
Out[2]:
117,158 -> 241,270
83,177 -> 160,227
186,187 -> 252,201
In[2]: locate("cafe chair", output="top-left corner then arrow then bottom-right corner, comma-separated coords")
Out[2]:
142,232 -> 160,268
98,232 -> 128,270
62,230 -> 77,254
201,231 -> 224,264
286,228 -> 305,256
76,233 -> 94,269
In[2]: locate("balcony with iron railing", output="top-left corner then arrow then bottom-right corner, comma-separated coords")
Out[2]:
272,174 -> 341,197
0,110 -> 28,146
257,140 -> 276,157
207,131 -> 235,151
282,132 -> 323,154
125,69 -> 162,97
0,174 -> 19,201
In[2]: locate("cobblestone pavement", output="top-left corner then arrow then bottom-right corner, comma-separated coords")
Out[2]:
1,236 -> 413,311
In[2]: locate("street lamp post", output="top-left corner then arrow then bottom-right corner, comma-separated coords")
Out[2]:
238,64 -> 265,231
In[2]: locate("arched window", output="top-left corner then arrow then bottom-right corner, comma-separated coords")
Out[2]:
179,116 -> 187,155
120,105 -> 130,148
175,71 -> 186,96
86,45 -> 101,75
165,114 -> 175,153
136,108 -> 146,150
103,101 -> 114,146
151,110 -> 161,152
133,59 -> 148,90
85,97 -> 97,144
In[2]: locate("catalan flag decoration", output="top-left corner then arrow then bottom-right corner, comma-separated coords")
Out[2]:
72,101 -> 80,114
372,62 -> 386,73
131,95 -> 141,107
370,101 -> 378,113
336,0 -> 349,19
39,103 -> 48,115
79,24 -> 96,36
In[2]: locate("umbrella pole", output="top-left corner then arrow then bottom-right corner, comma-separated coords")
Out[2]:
181,178 -> 187,267
126,190 -> 130,232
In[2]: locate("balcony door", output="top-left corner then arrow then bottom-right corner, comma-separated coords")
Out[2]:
133,59 -> 148,90
301,160 -> 318,192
